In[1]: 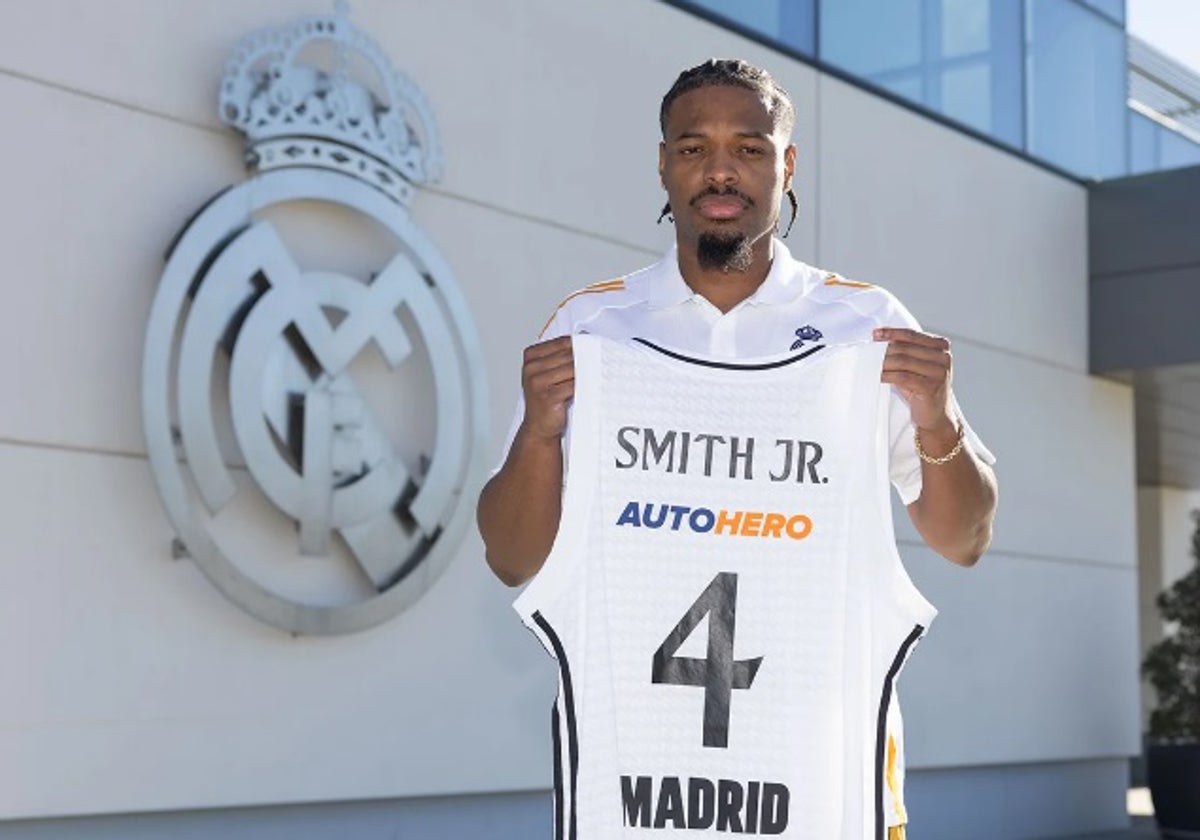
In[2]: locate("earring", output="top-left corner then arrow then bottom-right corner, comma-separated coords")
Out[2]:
657,202 -> 674,224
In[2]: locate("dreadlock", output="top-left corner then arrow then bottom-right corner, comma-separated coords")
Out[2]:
657,59 -> 798,237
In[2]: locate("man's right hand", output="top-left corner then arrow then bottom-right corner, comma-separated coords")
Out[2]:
477,335 -> 576,587
520,335 -> 575,440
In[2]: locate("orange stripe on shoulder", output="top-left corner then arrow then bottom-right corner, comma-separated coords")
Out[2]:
538,279 -> 626,337
824,273 -> 875,289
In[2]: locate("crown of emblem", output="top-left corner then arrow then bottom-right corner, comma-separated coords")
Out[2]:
790,325 -> 823,351
218,2 -> 442,206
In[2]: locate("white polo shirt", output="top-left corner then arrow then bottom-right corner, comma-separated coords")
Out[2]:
499,239 -> 994,505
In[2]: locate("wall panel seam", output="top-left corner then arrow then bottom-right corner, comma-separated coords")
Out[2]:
0,64 -> 223,136
1092,260 -> 1200,280
898,539 -> 1137,571
421,186 -> 662,257
918,330 -> 1091,375
907,754 -> 1139,774
0,67 -> 663,258
0,437 -> 147,461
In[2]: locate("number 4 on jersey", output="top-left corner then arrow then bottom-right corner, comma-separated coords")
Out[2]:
651,572 -> 762,748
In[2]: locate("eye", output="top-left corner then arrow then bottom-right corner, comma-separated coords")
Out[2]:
740,145 -> 766,156
678,145 -> 702,156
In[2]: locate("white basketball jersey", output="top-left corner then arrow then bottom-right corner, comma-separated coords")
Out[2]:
515,334 -> 936,840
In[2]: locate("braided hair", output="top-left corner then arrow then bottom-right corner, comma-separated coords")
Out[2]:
659,58 -> 795,138
657,59 -> 798,237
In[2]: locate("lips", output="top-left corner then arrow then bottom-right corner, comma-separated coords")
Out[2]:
694,194 -> 748,220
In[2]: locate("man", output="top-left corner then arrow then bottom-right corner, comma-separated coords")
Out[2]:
479,59 -> 997,839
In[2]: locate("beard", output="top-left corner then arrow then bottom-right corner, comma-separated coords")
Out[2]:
696,231 -> 754,272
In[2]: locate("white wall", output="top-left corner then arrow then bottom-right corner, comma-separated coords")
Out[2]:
0,0 -> 665,819
0,0 -> 1141,832
816,74 -> 1140,769
816,76 -> 1089,370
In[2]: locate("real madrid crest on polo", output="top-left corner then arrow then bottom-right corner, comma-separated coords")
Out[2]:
515,335 -> 935,839
142,4 -> 487,635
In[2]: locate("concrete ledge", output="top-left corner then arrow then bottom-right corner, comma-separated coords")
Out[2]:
907,758 -> 1131,840
0,790 -> 551,840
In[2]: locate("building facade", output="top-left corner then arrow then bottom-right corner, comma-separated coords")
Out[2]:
1,1 -> 1194,838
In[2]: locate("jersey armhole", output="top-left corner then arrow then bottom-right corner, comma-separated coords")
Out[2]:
512,335 -> 602,621
874,378 -> 938,630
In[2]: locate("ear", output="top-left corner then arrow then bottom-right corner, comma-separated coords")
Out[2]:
784,143 -> 797,188
658,141 -> 667,187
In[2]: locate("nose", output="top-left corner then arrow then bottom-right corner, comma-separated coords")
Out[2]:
704,147 -> 738,186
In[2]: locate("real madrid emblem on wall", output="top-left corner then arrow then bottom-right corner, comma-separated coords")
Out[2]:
142,4 -> 488,635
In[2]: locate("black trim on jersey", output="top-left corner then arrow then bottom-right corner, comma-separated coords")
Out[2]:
875,624 -> 925,840
550,705 -> 565,840
533,611 -> 578,840
632,337 -> 825,370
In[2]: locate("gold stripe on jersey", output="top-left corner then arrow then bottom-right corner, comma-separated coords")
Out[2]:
886,734 -> 909,825
538,279 -> 627,337
824,273 -> 875,289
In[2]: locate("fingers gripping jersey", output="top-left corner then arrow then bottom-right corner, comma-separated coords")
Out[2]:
515,335 -> 936,840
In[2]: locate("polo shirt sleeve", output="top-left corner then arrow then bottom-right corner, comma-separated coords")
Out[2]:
889,390 -> 995,506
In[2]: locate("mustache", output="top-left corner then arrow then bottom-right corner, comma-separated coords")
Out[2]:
689,186 -> 755,207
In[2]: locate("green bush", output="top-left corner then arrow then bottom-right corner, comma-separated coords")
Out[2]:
1143,510 -> 1200,742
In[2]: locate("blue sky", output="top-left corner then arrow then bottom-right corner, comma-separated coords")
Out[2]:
1127,0 -> 1200,72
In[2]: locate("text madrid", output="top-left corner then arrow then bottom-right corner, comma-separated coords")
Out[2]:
621,775 -> 790,833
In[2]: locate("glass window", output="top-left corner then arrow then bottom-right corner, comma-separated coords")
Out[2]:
820,0 -> 922,77
941,63 -> 993,136
881,75 -> 924,103
673,0 -> 1156,179
1026,0 -> 1127,178
680,0 -> 816,56
941,0 -> 990,57
1080,0 -> 1125,25
1129,111 -> 1160,174
1159,129 -> 1200,171
820,0 -> 1023,147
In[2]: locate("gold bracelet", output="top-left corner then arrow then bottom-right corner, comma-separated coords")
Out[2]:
914,419 -> 965,466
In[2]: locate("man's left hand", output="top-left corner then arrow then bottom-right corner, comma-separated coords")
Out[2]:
874,327 -> 955,433
875,326 -> 997,567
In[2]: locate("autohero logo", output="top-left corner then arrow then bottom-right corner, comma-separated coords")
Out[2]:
142,5 -> 487,635
612,425 -> 828,540
615,503 -> 813,541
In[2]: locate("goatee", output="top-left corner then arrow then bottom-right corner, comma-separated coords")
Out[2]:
697,232 -> 754,272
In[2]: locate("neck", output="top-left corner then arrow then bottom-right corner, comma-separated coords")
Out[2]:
676,232 -> 775,314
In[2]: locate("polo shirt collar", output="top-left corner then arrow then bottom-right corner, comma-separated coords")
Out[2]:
747,239 -> 810,306
646,246 -> 695,309
646,239 -> 812,310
